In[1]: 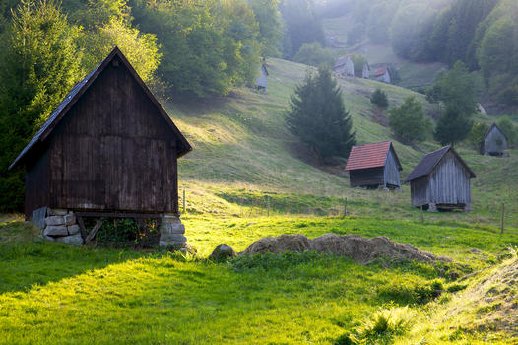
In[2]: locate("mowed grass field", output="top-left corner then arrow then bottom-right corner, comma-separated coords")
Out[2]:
0,58 -> 517,344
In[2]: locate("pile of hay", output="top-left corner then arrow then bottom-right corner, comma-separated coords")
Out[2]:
240,234 -> 449,264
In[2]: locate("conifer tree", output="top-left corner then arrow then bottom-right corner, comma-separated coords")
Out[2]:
287,67 -> 355,162
0,0 -> 82,211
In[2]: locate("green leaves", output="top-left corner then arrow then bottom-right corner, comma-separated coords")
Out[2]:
388,96 -> 430,145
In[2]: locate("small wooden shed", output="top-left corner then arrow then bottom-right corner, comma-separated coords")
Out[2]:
483,123 -> 508,156
256,63 -> 269,92
406,146 -> 475,211
345,141 -> 403,189
334,55 -> 355,77
10,47 -> 192,246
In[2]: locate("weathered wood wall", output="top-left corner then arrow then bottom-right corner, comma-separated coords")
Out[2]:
349,167 -> 384,187
411,151 -> 471,207
25,147 -> 50,217
25,55 -> 179,216
383,149 -> 401,188
484,126 -> 507,155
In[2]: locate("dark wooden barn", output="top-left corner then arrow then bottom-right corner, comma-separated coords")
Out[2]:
345,141 -> 402,189
483,123 -> 508,156
406,146 -> 475,211
10,47 -> 192,246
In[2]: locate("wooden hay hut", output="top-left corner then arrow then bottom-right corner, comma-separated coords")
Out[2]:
334,55 -> 355,77
9,47 -> 192,246
406,146 -> 475,211
483,123 -> 508,156
256,63 -> 269,92
345,141 -> 402,189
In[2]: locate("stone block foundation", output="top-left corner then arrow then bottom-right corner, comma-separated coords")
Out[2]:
32,207 -> 83,245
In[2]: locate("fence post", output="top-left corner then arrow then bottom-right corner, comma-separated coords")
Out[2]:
182,188 -> 186,214
500,203 -> 505,234
343,197 -> 348,217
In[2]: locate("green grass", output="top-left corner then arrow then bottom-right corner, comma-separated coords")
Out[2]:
1,56 -> 518,343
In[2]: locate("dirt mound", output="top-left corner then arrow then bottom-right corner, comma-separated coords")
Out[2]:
240,234 -> 311,255
241,233 -> 448,264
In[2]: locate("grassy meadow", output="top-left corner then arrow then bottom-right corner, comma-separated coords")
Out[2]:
1,57 -> 517,344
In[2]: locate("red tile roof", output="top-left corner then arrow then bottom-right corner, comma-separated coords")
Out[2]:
345,141 -> 395,171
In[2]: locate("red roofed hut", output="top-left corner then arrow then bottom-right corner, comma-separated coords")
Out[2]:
406,145 -> 475,211
345,141 -> 402,189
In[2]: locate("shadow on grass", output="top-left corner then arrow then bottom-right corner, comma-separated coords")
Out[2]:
0,221 -> 146,294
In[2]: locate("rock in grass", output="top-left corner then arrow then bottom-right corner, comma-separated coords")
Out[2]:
209,244 -> 236,262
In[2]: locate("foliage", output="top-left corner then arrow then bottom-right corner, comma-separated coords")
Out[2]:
469,121 -> 489,153
95,218 -> 160,247
351,54 -> 367,78
132,0 -> 260,97
496,116 -> 517,146
292,42 -> 334,68
287,67 -> 355,162
81,16 -> 161,82
370,89 -> 389,109
0,0 -> 83,212
247,0 -> 283,57
434,106 -> 473,146
280,0 -> 324,58
388,97 -> 430,145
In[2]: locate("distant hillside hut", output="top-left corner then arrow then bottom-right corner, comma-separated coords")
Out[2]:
9,47 -> 192,246
406,146 -> 476,211
483,123 -> 508,156
345,141 -> 403,189
256,63 -> 269,92
362,63 -> 370,79
334,55 -> 355,77
372,65 -> 391,83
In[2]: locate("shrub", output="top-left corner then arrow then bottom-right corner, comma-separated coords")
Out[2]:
293,42 -> 334,68
469,122 -> 489,153
370,89 -> 389,109
388,96 -> 430,144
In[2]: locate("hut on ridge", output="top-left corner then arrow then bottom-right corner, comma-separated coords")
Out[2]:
334,55 -> 355,77
406,145 -> 475,211
483,123 -> 508,156
256,63 -> 269,92
9,47 -> 192,246
345,141 -> 402,189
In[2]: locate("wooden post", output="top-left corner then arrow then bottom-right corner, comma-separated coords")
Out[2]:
182,188 -> 186,214
500,203 -> 505,234
420,205 -> 424,224
267,196 -> 271,217
343,198 -> 348,217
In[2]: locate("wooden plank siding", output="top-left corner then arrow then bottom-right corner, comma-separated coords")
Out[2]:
350,168 -> 385,187
27,56 -> 179,215
428,151 -> 471,206
484,125 -> 508,156
383,148 -> 401,188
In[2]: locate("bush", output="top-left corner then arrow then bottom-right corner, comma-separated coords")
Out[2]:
293,42 -> 334,68
370,89 -> 389,109
388,96 -> 430,144
496,116 -> 517,146
468,121 -> 489,153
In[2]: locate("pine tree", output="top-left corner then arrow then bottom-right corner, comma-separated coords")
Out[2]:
287,67 -> 355,162
0,0 -> 83,211
370,89 -> 389,109
433,106 -> 473,146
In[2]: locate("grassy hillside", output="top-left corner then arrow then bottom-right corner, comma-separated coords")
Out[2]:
323,16 -> 447,89
0,57 -> 517,344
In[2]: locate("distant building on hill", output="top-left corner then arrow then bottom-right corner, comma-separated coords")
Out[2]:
256,63 -> 269,92
334,55 -> 355,77
9,47 -> 192,247
361,63 -> 370,79
372,64 -> 391,84
345,141 -> 402,189
406,146 -> 476,211
483,123 -> 508,156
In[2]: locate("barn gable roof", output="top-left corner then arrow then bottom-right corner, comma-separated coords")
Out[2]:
345,141 -> 402,172
10,46 -> 192,170
485,123 -> 508,141
406,145 -> 476,182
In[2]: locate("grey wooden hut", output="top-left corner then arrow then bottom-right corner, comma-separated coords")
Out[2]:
256,63 -> 269,92
406,146 -> 475,211
483,123 -> 508,156
9,47 -> 192,246
345,141 -> 402,189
